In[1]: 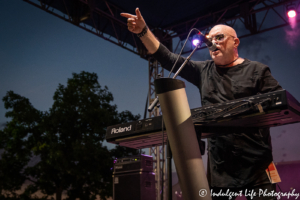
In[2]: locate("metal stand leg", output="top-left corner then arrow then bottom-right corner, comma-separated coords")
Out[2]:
155,78 -> 211,200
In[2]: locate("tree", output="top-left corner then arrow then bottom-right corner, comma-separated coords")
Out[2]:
0,71 -> 140,200
0,91 -> 43,199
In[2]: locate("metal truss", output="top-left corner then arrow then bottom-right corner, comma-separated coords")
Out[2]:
148,146 -> 166,200
23,0 -> 300,58
23,0 -> 148,58
163,0 -> 299,37
148,58 -> 166,200
148,59 -> 163,118
169,0 -> 300,54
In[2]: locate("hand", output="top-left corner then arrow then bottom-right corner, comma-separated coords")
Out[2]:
120,8 -> 146,34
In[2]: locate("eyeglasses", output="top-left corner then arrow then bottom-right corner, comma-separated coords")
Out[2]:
207,34 -> 235,42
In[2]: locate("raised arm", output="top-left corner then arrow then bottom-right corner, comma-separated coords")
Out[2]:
120,8 -> 160,54
121,8 -> 205,86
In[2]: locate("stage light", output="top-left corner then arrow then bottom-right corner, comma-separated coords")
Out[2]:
287,4 -> 297,18
192,38 -> 200,46
192,33 -> 201,46
288,10 -> 296,18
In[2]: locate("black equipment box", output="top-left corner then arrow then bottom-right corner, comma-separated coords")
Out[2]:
114,154 -> 153,174
113,155 -> 155,200
113,171 -> 155,200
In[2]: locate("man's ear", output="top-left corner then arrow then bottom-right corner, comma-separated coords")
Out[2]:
234,38 -> 240,48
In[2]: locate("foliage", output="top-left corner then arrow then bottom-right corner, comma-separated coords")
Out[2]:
0,72 -> 140,200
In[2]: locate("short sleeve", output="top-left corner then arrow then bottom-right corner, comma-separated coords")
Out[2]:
258,66 -> 282,93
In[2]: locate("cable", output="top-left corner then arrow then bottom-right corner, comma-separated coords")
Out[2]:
167,28 -> 203,78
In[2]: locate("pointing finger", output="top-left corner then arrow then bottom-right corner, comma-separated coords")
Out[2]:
120,13 -> 137,19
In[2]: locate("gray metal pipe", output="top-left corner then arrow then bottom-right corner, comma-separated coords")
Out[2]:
155,78 -> 211,200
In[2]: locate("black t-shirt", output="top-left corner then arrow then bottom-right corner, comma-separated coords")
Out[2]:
152,43 -> 283,187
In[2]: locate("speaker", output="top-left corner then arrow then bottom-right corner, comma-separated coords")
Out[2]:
113,171 -> 155,200
114,154 -> 153,173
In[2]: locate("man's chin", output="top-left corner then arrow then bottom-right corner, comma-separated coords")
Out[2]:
211,55 -> 223,63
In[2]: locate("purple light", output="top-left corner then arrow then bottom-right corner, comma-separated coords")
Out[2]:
192,39 -> 200,46
288,10 -> 297,18
286,4 -> 297,18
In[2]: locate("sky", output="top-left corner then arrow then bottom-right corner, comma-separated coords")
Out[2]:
1,1 -> 300,166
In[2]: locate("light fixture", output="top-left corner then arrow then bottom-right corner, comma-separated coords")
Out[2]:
287,4 -> 297,18
192,33 -> 201,46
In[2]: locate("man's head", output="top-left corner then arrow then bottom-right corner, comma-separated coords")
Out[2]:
208,25 -> 240,65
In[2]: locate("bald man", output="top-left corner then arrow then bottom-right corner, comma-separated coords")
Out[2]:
121,8 -> 282,200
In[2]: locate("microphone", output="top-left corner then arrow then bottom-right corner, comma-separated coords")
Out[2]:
148,29 -> 216,113
198,32 -> 217,51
